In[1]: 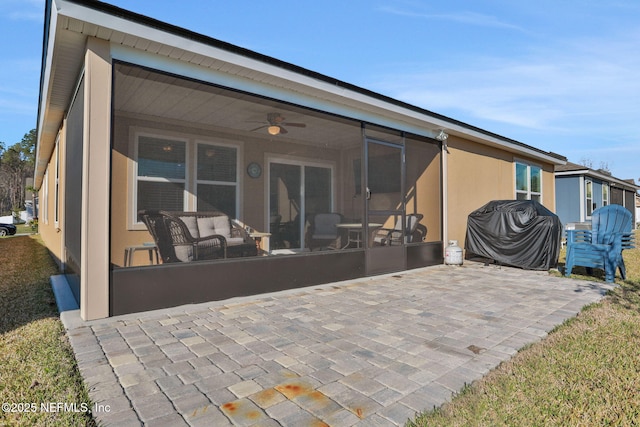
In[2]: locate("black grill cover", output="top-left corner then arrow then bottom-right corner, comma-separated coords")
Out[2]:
464,200 -> 562,270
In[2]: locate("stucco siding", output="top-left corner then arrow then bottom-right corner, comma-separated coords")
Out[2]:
37,140 -> 64,269
446,137 -> 557,248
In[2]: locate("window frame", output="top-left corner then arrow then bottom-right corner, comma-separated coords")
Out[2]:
129,129 -> 241,230
54,138 -> 60,229
514,159 -> 542,202
194,139 -> 241,217
42,169 -> 49,225
585,179 -> 593,218
602,183 -> 609,207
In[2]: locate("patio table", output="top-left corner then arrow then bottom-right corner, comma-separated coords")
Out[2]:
336,223 -> 382,248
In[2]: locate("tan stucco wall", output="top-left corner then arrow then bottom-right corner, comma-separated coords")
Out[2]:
406,139 -> 441,242
38,136 -> 64,268
446,137 -> 556,248
81,38 -> 111,320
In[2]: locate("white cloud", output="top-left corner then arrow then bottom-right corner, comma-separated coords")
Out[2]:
373,31 -> 640,139
377,3 -> 525,32
0,0 -> 44,21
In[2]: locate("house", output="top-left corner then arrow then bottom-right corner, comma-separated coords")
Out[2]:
35,0 -> 566,320
555,162 -> 639,229
637,193 -> 640,228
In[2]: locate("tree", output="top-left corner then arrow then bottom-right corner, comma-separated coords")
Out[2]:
0,129 -> 36,217
578,157 -> 611,174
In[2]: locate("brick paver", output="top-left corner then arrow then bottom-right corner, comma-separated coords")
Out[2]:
62,262 -> 612,426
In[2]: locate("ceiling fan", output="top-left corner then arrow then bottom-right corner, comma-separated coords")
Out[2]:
250,112 -> 306,135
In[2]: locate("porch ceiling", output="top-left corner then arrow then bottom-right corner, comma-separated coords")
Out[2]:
113,65 -> 360,150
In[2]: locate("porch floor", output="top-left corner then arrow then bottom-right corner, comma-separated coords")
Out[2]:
62,262 -> 612,426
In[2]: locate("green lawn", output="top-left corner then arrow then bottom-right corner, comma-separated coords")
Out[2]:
408,230 -> 640,427
0,235 -> 95,426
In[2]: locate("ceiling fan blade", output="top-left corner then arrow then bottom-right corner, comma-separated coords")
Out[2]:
282,122 -> 306,128
279,126 -> 289,134
250,125 -> 268,132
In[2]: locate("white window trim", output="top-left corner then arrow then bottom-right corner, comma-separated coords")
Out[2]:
54,138 -> 60,230
602,183 -> 609,207
194,139 -> 241,217
514,159 -> 542,201
42,169 -> 49,225
585,179 -> 593,219
128,128 -> 242,230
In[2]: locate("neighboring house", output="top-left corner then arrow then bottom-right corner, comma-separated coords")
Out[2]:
555,162 -> 639,229
35,0 -> 566,320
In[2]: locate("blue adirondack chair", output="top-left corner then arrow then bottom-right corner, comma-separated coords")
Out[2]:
565,205 -> 635,282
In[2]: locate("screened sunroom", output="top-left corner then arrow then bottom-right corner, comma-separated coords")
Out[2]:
110,62 -> 442,315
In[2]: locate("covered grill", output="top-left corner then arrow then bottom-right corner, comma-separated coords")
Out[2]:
465,200 -> 562,270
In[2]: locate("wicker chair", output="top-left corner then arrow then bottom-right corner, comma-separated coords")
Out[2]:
139,210 -> 257,263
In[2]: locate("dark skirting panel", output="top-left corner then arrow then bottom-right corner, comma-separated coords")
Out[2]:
111,242 -> 443,316
407,241 -> 443,270
111,250 -> 365,316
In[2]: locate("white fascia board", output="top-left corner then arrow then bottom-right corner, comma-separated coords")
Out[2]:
444,124 -> 567,165
554,169 -> 590,177
556,169 -> 638,190
35,2 -> 60,187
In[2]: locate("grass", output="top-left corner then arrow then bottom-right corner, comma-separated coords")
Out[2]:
0,235 -> 95,426
408,230 -> 640,427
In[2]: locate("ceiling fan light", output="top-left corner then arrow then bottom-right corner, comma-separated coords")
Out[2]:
267,125 -> 280,135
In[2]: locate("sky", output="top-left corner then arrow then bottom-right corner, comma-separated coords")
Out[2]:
1,0 -> 639,183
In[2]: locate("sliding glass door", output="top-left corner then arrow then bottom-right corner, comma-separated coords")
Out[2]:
269,159 -> 333,251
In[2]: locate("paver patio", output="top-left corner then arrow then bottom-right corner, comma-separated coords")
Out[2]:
61,262 -> 612,426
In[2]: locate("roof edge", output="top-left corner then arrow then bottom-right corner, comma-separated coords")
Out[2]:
49,0 -> 567,165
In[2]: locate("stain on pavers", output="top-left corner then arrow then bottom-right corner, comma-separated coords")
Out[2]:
249,388 -> 287,408
220,398 -> 267,426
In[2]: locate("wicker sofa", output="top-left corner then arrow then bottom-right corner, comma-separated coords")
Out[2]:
139,210 -> 258,263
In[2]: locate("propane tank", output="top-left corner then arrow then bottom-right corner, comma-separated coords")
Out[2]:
445,240 -> 463,265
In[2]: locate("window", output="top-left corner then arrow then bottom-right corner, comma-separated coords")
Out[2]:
136,135 -> 187,221
133,132 -> 238,225
515,161 -> 541,202
602,184 -> 609,207
42,170 -> 49,224
54,141 -> 60,228
196,142 -> 238,217
586,179 -> 593,217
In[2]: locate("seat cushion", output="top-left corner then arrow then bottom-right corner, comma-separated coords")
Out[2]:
225,237 -> 245,246
198,216 -> 231,238
179,216 -> 199,238
174,245 -> 194,262
314,213 -> 341,236
312,233 -> 337,240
